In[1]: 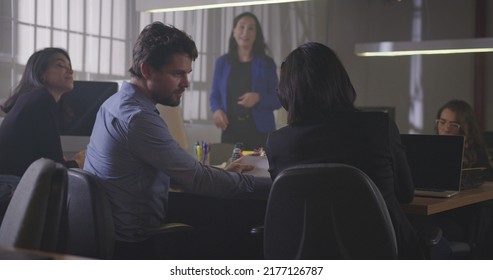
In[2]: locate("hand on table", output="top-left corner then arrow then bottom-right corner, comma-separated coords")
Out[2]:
225,158 -> 255,173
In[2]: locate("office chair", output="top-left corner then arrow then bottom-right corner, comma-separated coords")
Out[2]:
64,168 -> 193,259
0,158 -> 68,253
63,168 -> 115,259
263,163 -> 398,259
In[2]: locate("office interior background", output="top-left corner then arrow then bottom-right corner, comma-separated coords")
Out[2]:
0,0 -> 492,151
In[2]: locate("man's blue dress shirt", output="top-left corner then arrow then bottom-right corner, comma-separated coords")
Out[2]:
84,82 -> 268,242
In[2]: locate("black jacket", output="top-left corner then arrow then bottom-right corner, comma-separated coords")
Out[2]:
266,111 -> 422,259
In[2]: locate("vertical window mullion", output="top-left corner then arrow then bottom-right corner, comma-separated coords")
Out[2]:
66,0 -> 69,54
82,1 -> 86,76
109,0 -> 114,75
97,0 -> 102,74
10,0 -> 16,89
50,0 -> 53,46
33,0 -> 37,50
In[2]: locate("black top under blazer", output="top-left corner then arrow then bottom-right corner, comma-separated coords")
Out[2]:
0,88 -> 77,177
266,111 -> 422,259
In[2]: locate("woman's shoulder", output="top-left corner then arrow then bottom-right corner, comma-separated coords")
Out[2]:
213,55 -> 231,70
215,54 -> 229,63
16,87 -> 53,107
253,54 -> 276,65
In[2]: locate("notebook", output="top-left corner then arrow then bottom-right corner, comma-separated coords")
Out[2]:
238,155 -> 270,178
461,167 -> 487,190
400,134 -> 465,198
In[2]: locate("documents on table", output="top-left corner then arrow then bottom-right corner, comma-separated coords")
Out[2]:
238,155 -> 270,177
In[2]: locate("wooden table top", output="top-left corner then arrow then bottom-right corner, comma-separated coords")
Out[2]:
401,181 -> 493,215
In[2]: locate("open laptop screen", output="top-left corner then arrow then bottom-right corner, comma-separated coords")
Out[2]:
400,134 -> 464,191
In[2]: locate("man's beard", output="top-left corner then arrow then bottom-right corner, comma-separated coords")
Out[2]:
154,89 -> 184,107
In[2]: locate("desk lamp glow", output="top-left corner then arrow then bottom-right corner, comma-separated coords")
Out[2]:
136,0 -> 308,13
355,37 -> 493,56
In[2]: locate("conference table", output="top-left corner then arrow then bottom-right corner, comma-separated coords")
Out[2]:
0,245 -> 89,260
165,190 -> 268,259
401,181 -> 493,216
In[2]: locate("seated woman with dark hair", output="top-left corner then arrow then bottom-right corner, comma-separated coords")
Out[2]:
435,99 -> 493,181
0,48 -> 85,223
265,42 -> 423,259
434,99 -> 493,258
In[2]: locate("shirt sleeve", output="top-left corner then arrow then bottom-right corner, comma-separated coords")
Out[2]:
209,56 -> 225,113
252,56 -> 281,111
127,110 -> 269,197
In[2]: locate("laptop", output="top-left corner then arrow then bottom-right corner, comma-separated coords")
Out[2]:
400,134 -> 465,198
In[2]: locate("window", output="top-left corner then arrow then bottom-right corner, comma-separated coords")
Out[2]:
138,3 -> 320,124
14,0 -> 129,79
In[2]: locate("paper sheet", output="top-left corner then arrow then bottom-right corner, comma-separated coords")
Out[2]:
238,155 -> 270,177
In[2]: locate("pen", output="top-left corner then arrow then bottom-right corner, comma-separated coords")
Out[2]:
202,142 -> 206,164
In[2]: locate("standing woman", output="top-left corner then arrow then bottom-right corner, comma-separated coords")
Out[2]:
0,48 -> 85,177
210,12 -> 281,150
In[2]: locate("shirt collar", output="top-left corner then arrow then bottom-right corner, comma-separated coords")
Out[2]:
120,81 -> 160,114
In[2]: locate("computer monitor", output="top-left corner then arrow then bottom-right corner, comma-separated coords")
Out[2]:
59,80 -> 118,136
59,80 -> 118,156
357,106 -> 396,120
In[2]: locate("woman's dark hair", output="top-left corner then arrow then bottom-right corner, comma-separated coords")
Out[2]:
435,99 -> 487,166
1,47 -> 71,113
278,42 -> 356,125
129,22 -> 198,78
227,12 -> 267,62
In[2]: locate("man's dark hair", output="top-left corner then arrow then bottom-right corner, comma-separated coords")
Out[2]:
129,22 -> 198,78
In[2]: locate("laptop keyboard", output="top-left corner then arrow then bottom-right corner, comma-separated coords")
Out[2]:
416,188 -> 446,192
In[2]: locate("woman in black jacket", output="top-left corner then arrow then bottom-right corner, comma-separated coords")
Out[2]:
266,42 -> 423,259
0,47 -> 85,177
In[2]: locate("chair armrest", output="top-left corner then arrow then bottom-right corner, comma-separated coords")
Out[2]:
419,226 -> 443,247
135,223 -> 194,237
250,225 -> 264,235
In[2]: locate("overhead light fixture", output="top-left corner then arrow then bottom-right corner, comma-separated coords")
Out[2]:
136,0 -> 308,13
355,37 -> 493,57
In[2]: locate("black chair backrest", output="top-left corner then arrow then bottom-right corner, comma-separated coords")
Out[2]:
63,168 -> 114,259
0,158 -> 68,252
264,163 -> 397,259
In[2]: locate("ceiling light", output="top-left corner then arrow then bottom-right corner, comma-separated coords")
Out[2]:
355,38 -> 493,57
136,0 -> 308,13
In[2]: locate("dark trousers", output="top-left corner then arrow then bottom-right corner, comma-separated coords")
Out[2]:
0,175 -> 20,224
113,238 -> 161,260
113,228 -> 263,260
222,118 -> 268,151
113,232 -> 194,260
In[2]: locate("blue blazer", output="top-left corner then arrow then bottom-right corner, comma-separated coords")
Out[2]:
209,54 -> 281,133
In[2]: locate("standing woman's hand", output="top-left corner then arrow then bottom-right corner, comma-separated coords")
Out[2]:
237,92 -> 260,108
213,109 -> 229,130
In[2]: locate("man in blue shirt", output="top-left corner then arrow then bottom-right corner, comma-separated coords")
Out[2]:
84,22 -> 271,259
